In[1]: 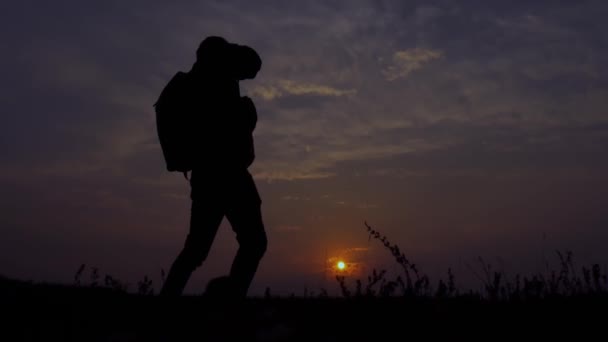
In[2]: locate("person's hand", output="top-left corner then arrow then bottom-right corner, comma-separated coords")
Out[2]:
240,96 -> 257,131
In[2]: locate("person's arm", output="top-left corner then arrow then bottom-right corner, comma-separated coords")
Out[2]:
240,96 -> 257,132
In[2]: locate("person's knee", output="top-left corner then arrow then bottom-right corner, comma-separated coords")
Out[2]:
257,233 -> 268,257
178,245 -> 210,269
240,231 -> 267,259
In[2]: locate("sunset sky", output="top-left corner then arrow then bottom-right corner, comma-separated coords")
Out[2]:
2,0 -> 608,296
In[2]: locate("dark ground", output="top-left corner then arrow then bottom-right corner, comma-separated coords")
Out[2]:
2,276 -> 606,341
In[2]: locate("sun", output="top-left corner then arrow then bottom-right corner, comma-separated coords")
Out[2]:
337,261 -> 346,271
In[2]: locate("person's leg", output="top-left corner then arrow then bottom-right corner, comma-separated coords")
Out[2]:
225,172 -> 267,298
160,198 -> 224,296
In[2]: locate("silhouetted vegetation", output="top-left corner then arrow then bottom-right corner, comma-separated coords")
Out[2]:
73,263 -> 154,295
3,222 -> 607,341
334,222 -> 608,301
62,223 -> 607,303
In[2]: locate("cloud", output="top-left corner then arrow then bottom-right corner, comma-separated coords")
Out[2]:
251,133 -> 442,181
249,85 -> 284,101
383,48 -> 444,81
279,80 -> 357,97
14,0 -> 605,188
250,80 -> 357,100
253,169 -> 334,182
356,203 -> 380,209
5,2 -> 608,187
273,225 -> 303,232
342,247 -> 370,254
280,195 -> 311,201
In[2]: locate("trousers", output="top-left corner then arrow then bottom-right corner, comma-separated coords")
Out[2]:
160,169 -> 267,297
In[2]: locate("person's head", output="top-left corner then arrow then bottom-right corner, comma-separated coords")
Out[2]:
194,36 -> 262,80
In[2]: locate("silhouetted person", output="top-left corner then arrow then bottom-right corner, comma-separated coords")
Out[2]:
159,36 -> 266,298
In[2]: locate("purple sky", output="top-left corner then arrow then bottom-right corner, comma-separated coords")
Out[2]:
1,0 -> 608,295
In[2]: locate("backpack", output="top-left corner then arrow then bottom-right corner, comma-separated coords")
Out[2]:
154,71 -> 194,178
